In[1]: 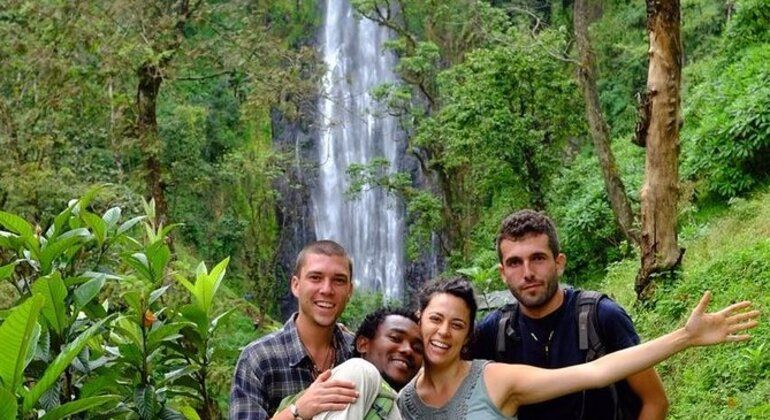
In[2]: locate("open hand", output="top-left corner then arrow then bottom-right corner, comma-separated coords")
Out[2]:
294,370 -> 358,418
685,291 -> 760,347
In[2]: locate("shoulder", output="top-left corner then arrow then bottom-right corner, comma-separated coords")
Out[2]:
590,293 -> 640,348
477,308 -> 505,332
236,324 -> 293,369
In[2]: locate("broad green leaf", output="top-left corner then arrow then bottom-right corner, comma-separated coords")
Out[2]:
74,184 -> 110,214
124,253 -> 152,283
210,309 -> 235,335
0,295 -> 44,392
39,395 -> 119,420
23,314 -> 114,413
50,205 -> 75,241
39,232 -> 89,274
198,257 -> 229,313
31,272 -> 68,336
24,323 -> 41,370
0,261 -> 18,281
74,275 -> 106,310
134,385 -> 157,420
163,365 -> 196,383
0,387 -> 17,420
179,304 -> 207,337
146,241 -> 170,284
0,211 -> 34,238
117,216 -> 146,235
113,317 -> 143,348
102,207 -> 122,229
81,211 -> 107,245
179,405 -> 201,420
147,322 -> 194,351
149,285 -> 170,305
174,274 -> 196,296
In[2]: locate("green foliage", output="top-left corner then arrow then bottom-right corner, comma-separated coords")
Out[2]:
549,141 -> 643,281
683,44 -> 770,198
601,189 -> 770,419
339,291 -> 391,332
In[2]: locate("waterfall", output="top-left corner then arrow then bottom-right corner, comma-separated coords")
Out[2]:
312,0 -> 405,301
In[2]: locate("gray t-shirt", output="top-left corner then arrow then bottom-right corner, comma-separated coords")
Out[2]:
398,360 -> 517,420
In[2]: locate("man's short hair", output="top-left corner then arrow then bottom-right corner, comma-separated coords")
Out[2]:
352,307 -> 418,357
496,209 -> 560,261
293,240 -> 353,279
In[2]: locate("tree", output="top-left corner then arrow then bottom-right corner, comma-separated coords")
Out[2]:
573,0 -> 640,247
634,0 -> 685,298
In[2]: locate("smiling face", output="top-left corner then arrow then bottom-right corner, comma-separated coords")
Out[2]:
291,252 -> 353,329
419,293 -> 472,367
356,314 -> 424,390
498,233 -> 565,316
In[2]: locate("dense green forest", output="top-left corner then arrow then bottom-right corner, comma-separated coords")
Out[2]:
1,0 -> 768,418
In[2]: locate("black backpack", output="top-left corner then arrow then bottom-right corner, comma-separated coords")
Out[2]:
494,290 -> 641,420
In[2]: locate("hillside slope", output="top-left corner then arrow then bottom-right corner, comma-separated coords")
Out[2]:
600,187 -> 770,418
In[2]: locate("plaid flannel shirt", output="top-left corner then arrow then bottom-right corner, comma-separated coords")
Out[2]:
229,313 -> 354,420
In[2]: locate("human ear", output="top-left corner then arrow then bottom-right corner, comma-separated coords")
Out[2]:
556,253 -> 567,276
290,276 -> 300,298
355,336 -> 370,355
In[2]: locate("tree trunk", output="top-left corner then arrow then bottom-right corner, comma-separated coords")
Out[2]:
635,0 -> 685,299
136,62 -> 168,227
573,0 -> 640,246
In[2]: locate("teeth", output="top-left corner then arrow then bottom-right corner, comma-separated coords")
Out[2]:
391,359 -> 409,368
316,302 -> 333,308
430,340 -> 449,349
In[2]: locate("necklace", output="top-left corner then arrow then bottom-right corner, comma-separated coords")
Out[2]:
529,329 -> 555,363
302,340 -> 336,379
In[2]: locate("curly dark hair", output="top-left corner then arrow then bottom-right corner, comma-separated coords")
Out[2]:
351,307 -> 419,357
415,276 -> 478,341
496,209 -> 560,262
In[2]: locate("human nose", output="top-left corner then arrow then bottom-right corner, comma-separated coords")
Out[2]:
523,260 -> 535,280
437,321 -> 450,336
319,278 -> 333,294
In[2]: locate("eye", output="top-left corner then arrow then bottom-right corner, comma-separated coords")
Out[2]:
428,315 -> 442,323
333,277 -> 348,285
507,259 -> 522,267
388,334 -> 401,343
451,321 -> 466,330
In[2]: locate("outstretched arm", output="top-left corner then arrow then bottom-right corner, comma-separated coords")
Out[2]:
487,292 -> 759,413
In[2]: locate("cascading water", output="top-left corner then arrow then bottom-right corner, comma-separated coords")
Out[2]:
312,0 -> 405,300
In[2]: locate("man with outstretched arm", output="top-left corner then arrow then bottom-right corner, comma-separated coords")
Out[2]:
471,210 -> 669,419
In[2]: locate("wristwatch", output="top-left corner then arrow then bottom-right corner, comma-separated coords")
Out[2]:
289,403 -> 304,420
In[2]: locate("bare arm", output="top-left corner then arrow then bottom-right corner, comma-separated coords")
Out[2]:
628,368 -> 668,420
271,370 -> 359,420
485,292 -> 759,414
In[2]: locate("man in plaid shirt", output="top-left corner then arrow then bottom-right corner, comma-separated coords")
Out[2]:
230,240 -> 359,419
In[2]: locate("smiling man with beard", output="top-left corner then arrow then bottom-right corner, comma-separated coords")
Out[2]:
470,210 -> 669,420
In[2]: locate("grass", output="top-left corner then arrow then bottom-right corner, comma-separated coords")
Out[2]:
598,187 -> 770,418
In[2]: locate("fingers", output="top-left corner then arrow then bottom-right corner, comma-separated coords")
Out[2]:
694,291 -> 712,315
727,309 -> 760,324
313,369 -> 333,383
718,300 -> 753,316
728,319 -> 759,334
725,334 -> 752,342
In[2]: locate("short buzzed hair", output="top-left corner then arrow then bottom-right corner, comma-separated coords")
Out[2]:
496,210 -> 560,262
293,240 -> 353,279
352,307 -> 418,357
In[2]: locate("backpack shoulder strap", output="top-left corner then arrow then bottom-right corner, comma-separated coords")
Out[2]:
575,290 -> 607,361
496,301 -> 520,359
